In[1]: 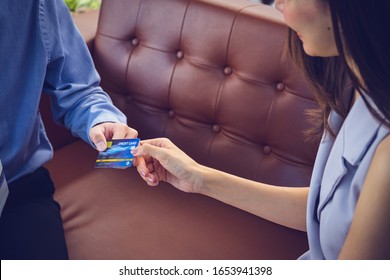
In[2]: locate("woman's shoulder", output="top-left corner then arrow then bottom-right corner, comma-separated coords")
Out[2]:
365,132 -> 390,192
374,133 -> 390,164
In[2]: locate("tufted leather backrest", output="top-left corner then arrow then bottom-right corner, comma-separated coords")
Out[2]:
93,0 -> 319,187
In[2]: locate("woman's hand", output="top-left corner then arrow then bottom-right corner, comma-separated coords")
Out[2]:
131,138 -> 204,193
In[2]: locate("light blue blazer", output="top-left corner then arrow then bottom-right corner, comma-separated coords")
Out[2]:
300,97 -> 390,259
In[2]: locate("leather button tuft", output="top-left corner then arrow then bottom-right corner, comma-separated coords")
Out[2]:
168,110 -> 175,118
276,82 -> 285,91
212,125 -> 221,133
131,38 -> 140,46
263,146 -> 271,154
176,50 -> 184,59
224,66 -> 233,75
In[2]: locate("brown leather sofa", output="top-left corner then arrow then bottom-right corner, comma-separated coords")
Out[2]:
42,0 -> 319,259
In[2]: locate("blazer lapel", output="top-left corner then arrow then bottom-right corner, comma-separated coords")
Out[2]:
316,97 -> 381,218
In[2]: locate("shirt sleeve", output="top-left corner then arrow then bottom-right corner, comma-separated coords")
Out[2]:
40,0 -> 127,145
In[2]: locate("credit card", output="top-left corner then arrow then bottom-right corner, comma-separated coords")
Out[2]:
95,138 -> 140,169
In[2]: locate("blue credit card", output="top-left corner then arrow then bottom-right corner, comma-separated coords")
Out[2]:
95,138 -> 140,169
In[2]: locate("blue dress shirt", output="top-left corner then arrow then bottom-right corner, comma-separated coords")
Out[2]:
0,0 -> 127,183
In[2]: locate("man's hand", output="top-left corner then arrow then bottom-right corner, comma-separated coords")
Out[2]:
89,122 -> 138,152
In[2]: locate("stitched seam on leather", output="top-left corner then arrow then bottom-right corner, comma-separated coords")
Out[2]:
208,4 -> 260,156
124,0 -> 143,94
163,0 -> 192,137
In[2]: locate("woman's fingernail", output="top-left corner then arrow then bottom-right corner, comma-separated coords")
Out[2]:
131,148 -> 138,155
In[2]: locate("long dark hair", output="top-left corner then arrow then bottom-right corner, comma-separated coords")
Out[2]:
288,0 -> 390,141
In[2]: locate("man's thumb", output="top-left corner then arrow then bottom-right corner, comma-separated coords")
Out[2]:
92,135 -> 107,152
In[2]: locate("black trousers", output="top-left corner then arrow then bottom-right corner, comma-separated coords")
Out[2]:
0,167 -> 69,260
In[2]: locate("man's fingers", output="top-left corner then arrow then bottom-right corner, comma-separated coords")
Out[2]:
112,125 -> 138,139
90,127 -> 107,152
